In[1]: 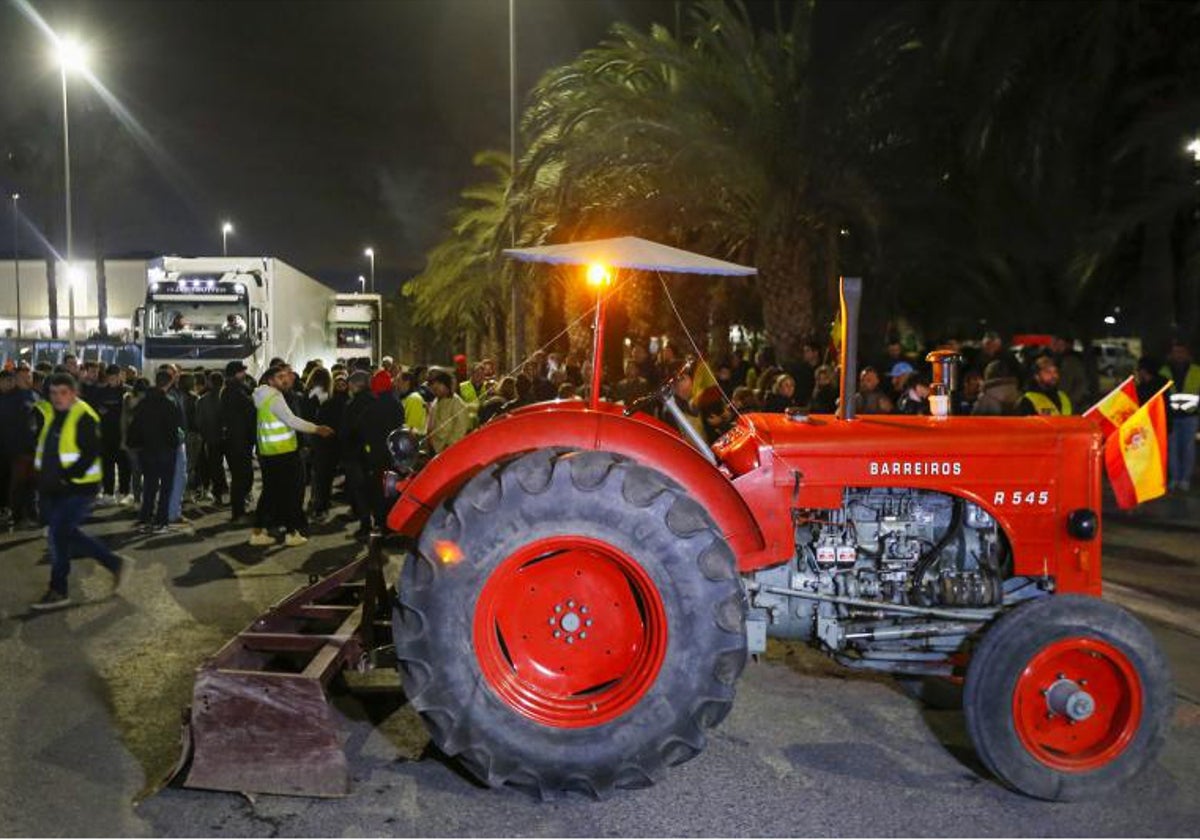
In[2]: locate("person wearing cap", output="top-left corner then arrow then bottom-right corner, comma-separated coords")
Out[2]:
1018,356 -> 1073,416
249,366 -> 334,547
220,360 -> 257,521
887,361 -> 915,400
357,369 -> 403,534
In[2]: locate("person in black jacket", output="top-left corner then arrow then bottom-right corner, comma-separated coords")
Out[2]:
30,373 -> 128,610
92,364 -> 130,505
220,361 -> 256,521
129,369 -> 184,531
196,370 -> 228,505
340,371 -> 374,537
357,370 -> 404,534
306,367 -> 341,521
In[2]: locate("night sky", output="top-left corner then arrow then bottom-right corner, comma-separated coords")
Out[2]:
0,1 -> 831,292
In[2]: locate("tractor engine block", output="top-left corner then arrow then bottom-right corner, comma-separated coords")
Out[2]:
748,488 -> 1007,661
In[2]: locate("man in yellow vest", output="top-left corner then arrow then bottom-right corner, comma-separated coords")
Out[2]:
1018,356 -> 1073,416
30,373 -> 129,611
1162,340 -> 1200,491
248,365 -> 334,547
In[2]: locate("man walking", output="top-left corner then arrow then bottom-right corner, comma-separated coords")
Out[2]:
30,373 -> 128,611
248,365 -> 334,547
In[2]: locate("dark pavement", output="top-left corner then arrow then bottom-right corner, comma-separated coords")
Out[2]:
1,489 -> 1197,837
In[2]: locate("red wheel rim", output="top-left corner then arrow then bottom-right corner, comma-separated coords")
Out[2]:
472,535 -> 668,728
1012,636 -> 1143,772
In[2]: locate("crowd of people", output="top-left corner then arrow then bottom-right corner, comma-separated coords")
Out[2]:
1,326 -> 1197,610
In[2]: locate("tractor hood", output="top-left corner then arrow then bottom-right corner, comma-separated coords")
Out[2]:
714,412 -> 1101,482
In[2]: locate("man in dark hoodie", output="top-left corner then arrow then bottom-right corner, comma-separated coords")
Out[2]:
341,370 -> 375,537
220,361 -> 257,521
92,364 -> 130,505
196,370 -> 228,505
356,369 -> 403,535
972,359 -> 1022,416
30,373 -> 128,610
129,369 -> 184,532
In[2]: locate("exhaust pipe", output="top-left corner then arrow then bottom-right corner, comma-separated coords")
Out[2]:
837,276 -> 862,421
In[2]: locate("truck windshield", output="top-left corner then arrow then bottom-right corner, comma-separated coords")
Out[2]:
146,297 -> 248,341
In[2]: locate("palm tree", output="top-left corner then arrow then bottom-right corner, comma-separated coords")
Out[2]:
510,0 -> 878,362
860,0 -> 1200,349
403,151 -> 519,362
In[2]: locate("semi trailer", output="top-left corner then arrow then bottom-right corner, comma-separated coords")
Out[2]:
135,256 -> 346,376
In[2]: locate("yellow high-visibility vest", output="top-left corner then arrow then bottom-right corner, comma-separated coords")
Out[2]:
34,399 -> 102,484
1023,390 -> 1072,416
256,392 -> 297,456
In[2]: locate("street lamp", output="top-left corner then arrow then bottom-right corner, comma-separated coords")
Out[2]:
357,275 -> 366,294
11,193 -> 20,340
363,247 -> 375,292
222,221 -> 234,256
55,34 -> 88,353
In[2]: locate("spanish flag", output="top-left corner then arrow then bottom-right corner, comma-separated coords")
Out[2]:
1085,376 -> 1140,440
690,358 -> 719,410
1105,382 -> 1170,509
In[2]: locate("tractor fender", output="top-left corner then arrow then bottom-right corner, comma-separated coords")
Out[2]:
387,404 -> 768,564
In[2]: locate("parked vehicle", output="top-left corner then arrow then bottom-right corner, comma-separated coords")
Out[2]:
135,256 -> 339,376
177,241 -> 1171,803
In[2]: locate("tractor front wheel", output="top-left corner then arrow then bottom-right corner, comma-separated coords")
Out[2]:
964,595 -> 1171,800
392,449 -> 747,797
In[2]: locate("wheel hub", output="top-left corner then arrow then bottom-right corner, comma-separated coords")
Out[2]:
1045,678 -> 1096,722
473,536 -> 668,728
549,600 -> 592,642
1013,637 -> 1143,771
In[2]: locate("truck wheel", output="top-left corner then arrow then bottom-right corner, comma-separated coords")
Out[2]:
392,449 -> 747,797
963,595 -> 1171,800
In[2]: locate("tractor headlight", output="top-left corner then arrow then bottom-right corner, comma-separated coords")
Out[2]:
1067,509 -> 1098,540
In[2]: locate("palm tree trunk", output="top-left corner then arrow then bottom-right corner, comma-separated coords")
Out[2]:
755,233 -> 817,365
1138,211 -> 1175,353
46,258 -> 59,339
95,255 -> 108,337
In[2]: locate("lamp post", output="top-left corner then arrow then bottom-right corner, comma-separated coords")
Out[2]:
357,275 -> 366,294
586,263 -> 612,411
56,35 -> 87,354
364,247 -> 375,293
11,193 -> 19,340
222,221 -> 233,256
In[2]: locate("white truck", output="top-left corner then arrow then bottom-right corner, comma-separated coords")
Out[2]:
329,292 -> 383,364
135,256 -> 349,377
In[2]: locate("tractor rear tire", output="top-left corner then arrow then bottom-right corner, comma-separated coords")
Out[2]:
392,448 -> 747,798
963,594 -> 1171,800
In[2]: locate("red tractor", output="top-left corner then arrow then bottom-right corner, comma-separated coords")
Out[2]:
377,244 -> 1171,802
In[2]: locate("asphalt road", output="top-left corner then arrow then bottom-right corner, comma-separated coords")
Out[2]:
1,490 -> 1198,837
